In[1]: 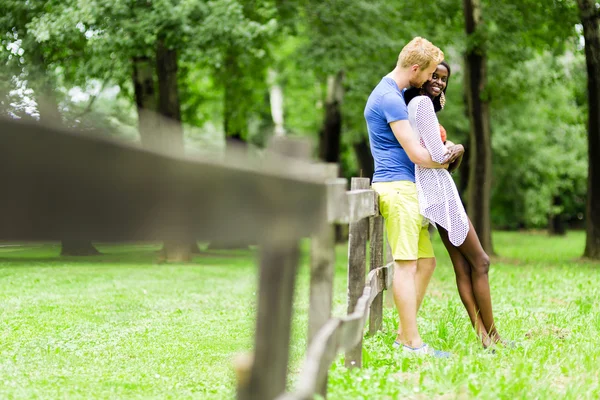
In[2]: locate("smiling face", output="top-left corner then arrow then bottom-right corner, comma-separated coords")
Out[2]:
422,64 -> 449,98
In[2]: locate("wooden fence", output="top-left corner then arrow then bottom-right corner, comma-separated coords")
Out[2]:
1,116 -> 393,400
237,176 -> 395,400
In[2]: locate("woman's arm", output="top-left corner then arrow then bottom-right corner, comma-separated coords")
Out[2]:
413,97 -> 450,164
389,120 -> 448,168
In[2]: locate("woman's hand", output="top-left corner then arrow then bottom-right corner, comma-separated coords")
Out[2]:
446,144 -> 465,173
444,144 -> 464,165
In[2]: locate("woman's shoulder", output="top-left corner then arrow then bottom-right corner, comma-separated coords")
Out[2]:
407,95 -> 434,111
412,94 -> 432,103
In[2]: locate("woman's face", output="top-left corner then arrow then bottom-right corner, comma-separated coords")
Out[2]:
423,64 -> 449,98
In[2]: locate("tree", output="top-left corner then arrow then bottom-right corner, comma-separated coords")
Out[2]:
459,0 -> 580,251
198,0 -> 277,147
577,0 -> 600,259
490,52 -> 587,232
285,1 -> 406,174
318,71 -> 344,164
156,32 -> 193,260
463,0 -> 494,254
0,0 -> 103,255
24,0 -> 278,257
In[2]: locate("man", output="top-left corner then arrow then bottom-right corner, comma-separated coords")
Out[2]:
364,37 -> 456,357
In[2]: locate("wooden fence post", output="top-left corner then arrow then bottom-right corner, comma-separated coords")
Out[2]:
308,165 -> 341,345
345,177 -> 370,368
308,219 -> 336,345
384,238 -> 395,308
368,191 -> 384,335
239,240 -> 300,400
307,166 -> 343,398
238,136 -> 314,400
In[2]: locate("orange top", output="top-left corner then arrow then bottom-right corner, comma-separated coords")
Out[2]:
439,124 -> 447,143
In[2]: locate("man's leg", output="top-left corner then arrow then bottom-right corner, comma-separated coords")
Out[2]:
373,182 -> 440,352
415,257 -> 436,312
396,256 -> 435,338
393,259 -> 422,348
398,218 -> 438,334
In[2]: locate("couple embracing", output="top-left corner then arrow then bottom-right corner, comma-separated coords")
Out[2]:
364,37 -> 508,357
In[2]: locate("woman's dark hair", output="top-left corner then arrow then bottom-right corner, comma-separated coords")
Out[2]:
403,60 -> 451,112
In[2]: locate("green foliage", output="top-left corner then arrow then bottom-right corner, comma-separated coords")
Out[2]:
276,36 -> 323,136
491,52 -> 587,228
277,0 -> 414,140
0,0 -> 590,230
484,0 -> 579,61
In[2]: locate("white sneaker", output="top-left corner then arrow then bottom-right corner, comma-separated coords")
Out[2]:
393,341 -> 451,358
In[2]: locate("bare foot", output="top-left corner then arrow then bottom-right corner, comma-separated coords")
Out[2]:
481,333 -> 493,349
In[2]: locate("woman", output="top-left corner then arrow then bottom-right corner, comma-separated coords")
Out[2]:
404,62 -> 505,349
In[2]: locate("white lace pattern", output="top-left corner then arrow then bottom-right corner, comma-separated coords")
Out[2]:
408,96 -> 469,246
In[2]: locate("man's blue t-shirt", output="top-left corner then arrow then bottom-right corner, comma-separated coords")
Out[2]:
364,77 -> 414,183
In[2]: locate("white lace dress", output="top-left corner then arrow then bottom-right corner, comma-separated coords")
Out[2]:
408,96 -> 469,246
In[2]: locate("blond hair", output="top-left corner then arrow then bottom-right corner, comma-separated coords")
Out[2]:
397,37 -> 444,70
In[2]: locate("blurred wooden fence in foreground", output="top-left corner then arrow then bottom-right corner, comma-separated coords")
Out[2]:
0,117 -> 392,400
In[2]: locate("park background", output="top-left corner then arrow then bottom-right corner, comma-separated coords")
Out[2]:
1,0 -> 600,399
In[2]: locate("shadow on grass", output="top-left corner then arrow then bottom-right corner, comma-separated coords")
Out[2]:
492,254 -> 600,269
0,243 -> 258,266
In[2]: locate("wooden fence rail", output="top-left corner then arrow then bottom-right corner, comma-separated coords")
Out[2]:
0,117 -> 328,245
0,117 -> 334,400
0,116 -> 392,400
247,176 -> 393,400
237,174 -> 389,400
277,261 -> 393,400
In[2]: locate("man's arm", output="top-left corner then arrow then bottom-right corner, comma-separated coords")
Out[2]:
389,120 -> 448,169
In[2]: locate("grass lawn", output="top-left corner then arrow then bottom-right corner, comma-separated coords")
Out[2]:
1,231 -> 599,399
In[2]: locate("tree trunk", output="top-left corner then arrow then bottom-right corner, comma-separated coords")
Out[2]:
318,71 -> 346,243
353,137 -> 374,179
132,56 -> 159,147
317,71 -> 346,243
27,46 -> 61,125
268,68 -> 286,136
223,49 -> 246,145
548,196 -> 567,236
155,38 -> 195,260
463,0 -> 494,255
223,87 -> 246,146
61,240 -> 101,256
458,141 -> 470,206
133,55 -> 190,258
577,0 -> 600,259
30,48 -> 101,256
458,93 -> 471,205
318,71 -> 344,164
156,39 -> 184,150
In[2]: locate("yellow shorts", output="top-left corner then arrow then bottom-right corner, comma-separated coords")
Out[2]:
372,181 -> 435,261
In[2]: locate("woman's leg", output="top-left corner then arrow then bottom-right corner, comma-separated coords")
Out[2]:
455,219 -> 500,343
438,226 -> 489,344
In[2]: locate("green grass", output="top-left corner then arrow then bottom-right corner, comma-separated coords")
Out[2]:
1,232 -> 599,399
328,231 -> 600,400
